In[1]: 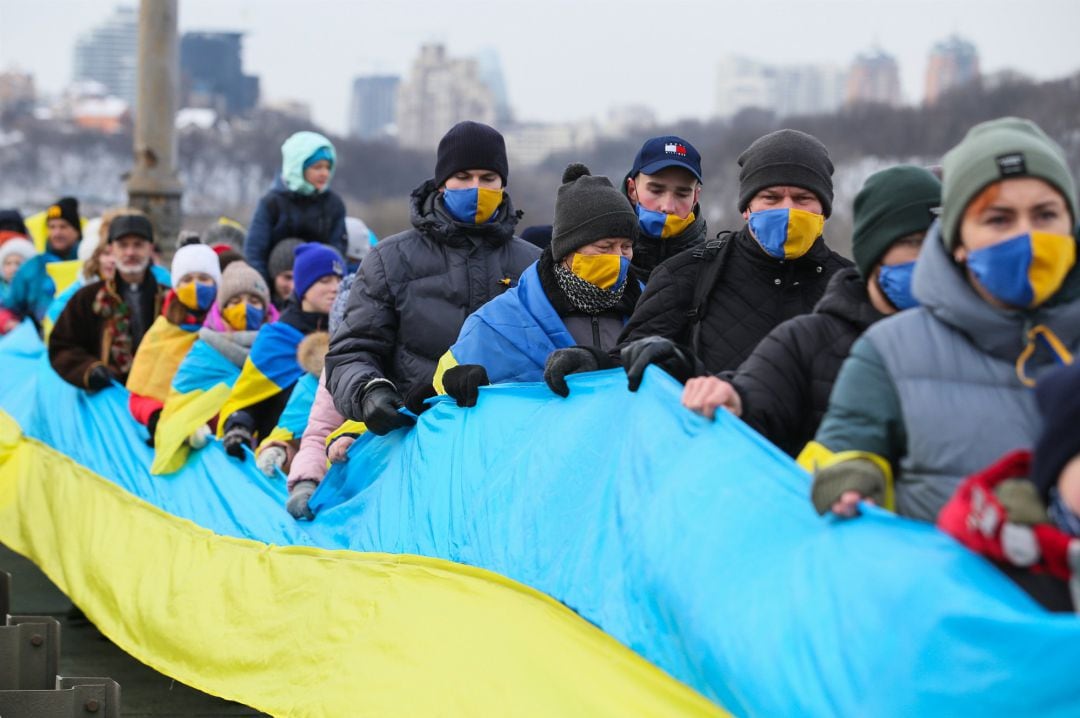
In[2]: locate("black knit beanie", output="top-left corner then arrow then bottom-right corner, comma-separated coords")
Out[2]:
852,166 -> 941,280
551,164 -> 639,261
46,196 -> 81,236
0,209 -> 28,236
434,121 -> 509,189
737,130 -> 835,217
1031,362 -> 1080,501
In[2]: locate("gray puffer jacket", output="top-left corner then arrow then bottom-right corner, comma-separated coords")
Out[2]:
815,220 -> 1080,521
325,179 -> 540,419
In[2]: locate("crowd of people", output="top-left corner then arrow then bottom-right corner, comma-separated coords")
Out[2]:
1,117 -> 1078,612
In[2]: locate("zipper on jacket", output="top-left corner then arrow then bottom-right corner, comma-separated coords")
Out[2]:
591,315 -> 602,349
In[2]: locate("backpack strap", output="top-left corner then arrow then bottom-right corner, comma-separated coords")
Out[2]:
687,231 -> 735,356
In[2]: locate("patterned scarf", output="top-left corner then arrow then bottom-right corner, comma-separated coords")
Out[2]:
553,263 -> 627,315
91,281 -> 135,376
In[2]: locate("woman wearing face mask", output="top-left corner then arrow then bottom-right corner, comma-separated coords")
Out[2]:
680,165 -> 941,458
809,117 -> 1080,523
243,131 -> 347,284
430,164 -> 642,407
149,261 -> 274,474
126,240 -> 222,439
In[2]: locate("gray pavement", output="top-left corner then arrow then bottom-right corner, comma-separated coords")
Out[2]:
2,543 -> 267,717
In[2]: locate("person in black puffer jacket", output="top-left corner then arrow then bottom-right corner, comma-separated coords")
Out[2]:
621,135 -> 708,282
244,131 -> 347,283
325,121 -> 540,435
681,165 -> 942,456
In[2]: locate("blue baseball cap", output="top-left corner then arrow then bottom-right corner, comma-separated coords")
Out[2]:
629,136 -> 703,182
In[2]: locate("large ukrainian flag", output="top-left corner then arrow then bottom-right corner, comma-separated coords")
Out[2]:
1,321 -> 1079,717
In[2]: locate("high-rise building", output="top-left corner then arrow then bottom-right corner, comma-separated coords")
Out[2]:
924,35 -> 980,105
773,65 -> 847,117
180,32 -> 259,115
845,49 -> 903,107
348,75 -> 400,140
476,48 -> 513,126
714,57 -> 846,118
396,44 -> 498,150
714,57 -> 776,117
72,5 -> 138,106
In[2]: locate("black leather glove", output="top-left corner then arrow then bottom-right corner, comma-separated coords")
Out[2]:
86,365 -> 112,391
145,408 -> 162,448
442,364 -> 490,407
404,380 -> 437,416
621,336 -> 702,392
222,424 -> 254,460
360,379 -> 415,435
544,346 -> 614,398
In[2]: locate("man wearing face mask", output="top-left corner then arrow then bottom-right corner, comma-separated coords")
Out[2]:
49,214 -> 168,390
427,163 -> 642,407
545,129 -> 851,395
680,165 -> 941,457
809,117 -> 1080,523
325,121 -> 540,434
623,135 -> 707,282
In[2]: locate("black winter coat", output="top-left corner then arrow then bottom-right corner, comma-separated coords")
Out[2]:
619,224 -> 852,373
729,267 -> 884,457
325,180 -> 540,420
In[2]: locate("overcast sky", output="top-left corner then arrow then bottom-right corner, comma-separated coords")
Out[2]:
1,0 -> 1078,135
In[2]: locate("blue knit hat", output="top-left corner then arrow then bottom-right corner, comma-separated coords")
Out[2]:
293,244 -> 344,302
304,146 -> 334,169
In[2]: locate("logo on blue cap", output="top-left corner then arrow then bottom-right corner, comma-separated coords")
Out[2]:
630,136 -> 703,182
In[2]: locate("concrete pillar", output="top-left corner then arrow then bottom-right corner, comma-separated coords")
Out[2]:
127,0 -> 182,250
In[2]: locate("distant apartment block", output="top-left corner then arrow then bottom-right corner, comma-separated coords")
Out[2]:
715,57 -> 845,118
396,43 -> 498,149
180,32 -> 260,115
348,75 -> 400,140
72,5 -> 138,106
924,35 -> 980,105
845,49 -> 903,106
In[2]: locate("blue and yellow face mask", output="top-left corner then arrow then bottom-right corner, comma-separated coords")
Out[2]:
569,253 -> 630,291
636,205 -> 695,239
748,207 -> 825,260
966,230 -> 1077,308
442,187 -> 504,225
222,301 -> 266,331
176,281 -> 217,312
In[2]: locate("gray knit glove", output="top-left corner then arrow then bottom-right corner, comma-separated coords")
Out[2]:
286,480 -> 319,521
811,458 -> 887,516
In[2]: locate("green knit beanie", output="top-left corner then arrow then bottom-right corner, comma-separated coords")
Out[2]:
940,117 -> 1077,249
852,165 -> 942,280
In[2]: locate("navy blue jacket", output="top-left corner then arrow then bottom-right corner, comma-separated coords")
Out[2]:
244,177 -> 347,281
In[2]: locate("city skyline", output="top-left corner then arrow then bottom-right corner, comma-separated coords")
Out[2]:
0,0 -> 1077,135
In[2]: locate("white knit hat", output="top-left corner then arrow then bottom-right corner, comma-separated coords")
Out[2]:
170,243 -> 222,286
0,237 -> 36,268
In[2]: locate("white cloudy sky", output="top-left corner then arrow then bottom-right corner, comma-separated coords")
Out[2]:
1,0 -> 1077,135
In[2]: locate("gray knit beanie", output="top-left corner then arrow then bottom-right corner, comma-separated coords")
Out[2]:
940,117 -> 1078,249
268,238 -> 304,278
737,129 -> 835,217
218,261 -> 270,309
551,164 -> 639,261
